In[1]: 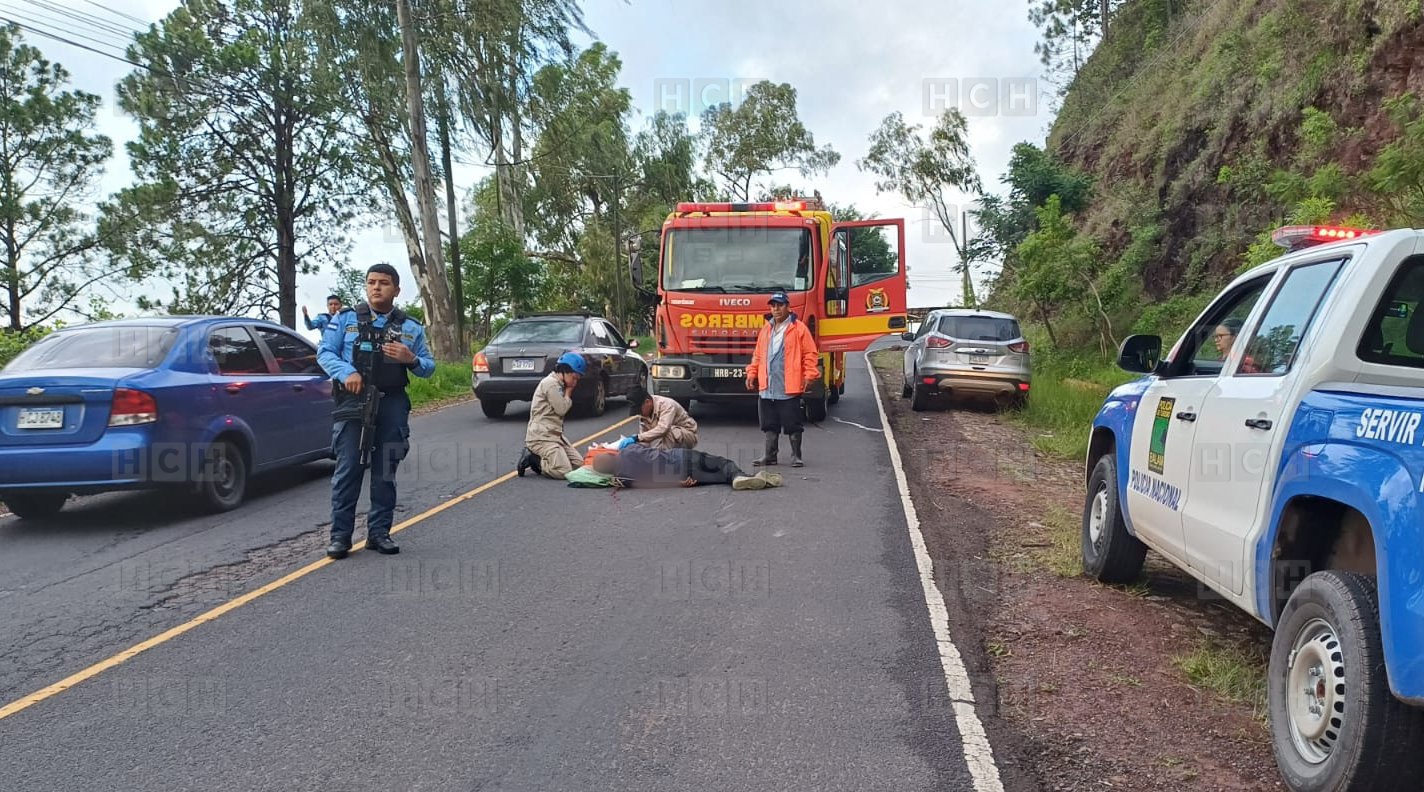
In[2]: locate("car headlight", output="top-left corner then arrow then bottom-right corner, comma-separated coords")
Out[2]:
651,364 -> 687,379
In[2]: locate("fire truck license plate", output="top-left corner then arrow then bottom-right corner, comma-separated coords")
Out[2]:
713,367 -> 745,379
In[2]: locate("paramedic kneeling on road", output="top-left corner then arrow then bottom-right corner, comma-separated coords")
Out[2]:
745,291 -> 819,467
629,385 -> 698,450
518,352 -> 587,479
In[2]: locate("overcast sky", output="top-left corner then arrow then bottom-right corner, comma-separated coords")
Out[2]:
18,0 -> 1051,339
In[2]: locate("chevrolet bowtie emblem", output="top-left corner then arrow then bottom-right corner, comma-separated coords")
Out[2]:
26,387 -> 43,395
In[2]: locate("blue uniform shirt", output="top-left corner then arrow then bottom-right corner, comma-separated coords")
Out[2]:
317,307 -> 436,383
305,313 -> 331,332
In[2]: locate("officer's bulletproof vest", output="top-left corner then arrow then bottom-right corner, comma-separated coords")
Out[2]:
352,303 -> 410,394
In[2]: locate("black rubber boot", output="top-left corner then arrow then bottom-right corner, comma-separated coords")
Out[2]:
789,433 -> 804,468
753,431 -> 779,466
517,447 -> 541,477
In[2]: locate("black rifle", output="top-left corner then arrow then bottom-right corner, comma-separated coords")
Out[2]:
357,383 -> 383,468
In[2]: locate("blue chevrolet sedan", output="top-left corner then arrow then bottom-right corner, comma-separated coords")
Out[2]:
0,317 -> 335,519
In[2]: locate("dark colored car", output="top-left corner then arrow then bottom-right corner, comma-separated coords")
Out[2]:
0,317 -> 335,519
471,313 -> 646,419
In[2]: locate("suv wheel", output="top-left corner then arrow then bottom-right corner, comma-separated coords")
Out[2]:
1269,570 -> 1424,790
480,399 -> 507,419
909,372 -> 933,412
1080,453 -> 1146,583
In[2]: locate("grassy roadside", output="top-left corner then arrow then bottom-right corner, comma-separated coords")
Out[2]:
408,361 -> 473,409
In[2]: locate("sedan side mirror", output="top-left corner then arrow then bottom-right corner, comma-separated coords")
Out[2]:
628,338 -> 639,349
1118,334 -> 1163,374
900,332 -> 915,342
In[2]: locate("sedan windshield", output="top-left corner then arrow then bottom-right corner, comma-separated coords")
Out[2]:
491,320 -> 584,345
4,326 -> 180,371
662,227 -> 813,292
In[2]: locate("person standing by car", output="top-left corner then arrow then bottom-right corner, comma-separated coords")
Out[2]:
303,294 -> 343,333
744,291 -> 819,467
628,384 -> 698,450
517,352 -> 586,479
317,265 -> 434,559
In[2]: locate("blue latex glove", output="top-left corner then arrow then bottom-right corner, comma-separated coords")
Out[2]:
616,435 -> 637,450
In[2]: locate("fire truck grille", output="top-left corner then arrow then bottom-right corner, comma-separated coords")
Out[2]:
689,334 -> 757,354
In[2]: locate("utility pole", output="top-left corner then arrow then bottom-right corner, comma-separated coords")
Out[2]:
396,0 -> 458,358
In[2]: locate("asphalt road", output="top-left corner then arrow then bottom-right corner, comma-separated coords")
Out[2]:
0,349 -> 984,791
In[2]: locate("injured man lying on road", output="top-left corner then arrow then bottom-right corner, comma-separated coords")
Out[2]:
571,441 -> 783,490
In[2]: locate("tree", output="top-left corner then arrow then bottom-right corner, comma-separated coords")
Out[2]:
858,109 -> 981,299
459,179 -> 540,340
700,81 -> 839,201
1029,0 -> 1125,95
108,0 -> 364,326
1013,195 -> 1116,351
0,25 -> 115,332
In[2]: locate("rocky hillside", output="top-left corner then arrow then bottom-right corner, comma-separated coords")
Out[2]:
1048,0 -> 1424,303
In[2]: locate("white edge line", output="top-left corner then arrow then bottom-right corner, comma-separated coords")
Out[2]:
864,348 -> 1006,792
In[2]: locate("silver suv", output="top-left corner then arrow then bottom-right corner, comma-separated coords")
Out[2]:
899,308 -> 1031,411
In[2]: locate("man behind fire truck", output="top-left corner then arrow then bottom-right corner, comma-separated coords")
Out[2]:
744,291 -> 819,467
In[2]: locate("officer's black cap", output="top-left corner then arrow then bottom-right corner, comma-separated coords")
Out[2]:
366,263 -> 400,286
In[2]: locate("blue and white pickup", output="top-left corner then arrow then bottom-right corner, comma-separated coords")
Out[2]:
1084,225 -> 1424,792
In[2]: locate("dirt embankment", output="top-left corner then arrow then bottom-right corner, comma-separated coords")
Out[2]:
869,351 -> 1282,791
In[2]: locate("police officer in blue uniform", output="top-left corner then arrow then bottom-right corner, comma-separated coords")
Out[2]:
317,263 -> 435,559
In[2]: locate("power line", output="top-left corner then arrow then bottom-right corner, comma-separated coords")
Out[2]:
27,0 -> 136,40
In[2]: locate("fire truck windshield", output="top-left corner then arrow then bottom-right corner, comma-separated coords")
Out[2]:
662,227 -> 813,293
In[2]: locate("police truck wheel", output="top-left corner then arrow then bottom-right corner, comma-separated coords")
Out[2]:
1268,570 -> 1424,791
1081,454 -> 1146,584
194,441 -> 247,512
480,399 -> 507,419
1,491 -> 67,519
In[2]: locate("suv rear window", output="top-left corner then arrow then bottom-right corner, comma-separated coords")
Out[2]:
936,315 -> 1021,342
491,320 -> 584,345
1359,258 -> 1424,369
4,326 -> 180,371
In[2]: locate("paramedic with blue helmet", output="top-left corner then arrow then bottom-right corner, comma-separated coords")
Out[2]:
518,352 -> 587,479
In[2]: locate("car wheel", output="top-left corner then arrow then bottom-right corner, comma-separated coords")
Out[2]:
909,375 -> 933,412
194,440 -> 247,512
480,399 -> 507,419
1080,453 -> 1146,583
902,373 -> 913,398
578,376 -> 607,417
1269,570 -> 1424,791
2,491 -> 68,519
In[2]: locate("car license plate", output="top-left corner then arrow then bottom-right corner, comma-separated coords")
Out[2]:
970,354 -> 992,365
17,407 -> 64,429
509,358 -> 537,372
712,367 -> 745,378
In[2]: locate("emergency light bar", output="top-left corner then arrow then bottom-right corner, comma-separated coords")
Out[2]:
1271,225 -> 1381,250
675,201 -> 808,213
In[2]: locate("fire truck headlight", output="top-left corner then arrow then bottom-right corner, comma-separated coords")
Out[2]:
652,364 -> 687,379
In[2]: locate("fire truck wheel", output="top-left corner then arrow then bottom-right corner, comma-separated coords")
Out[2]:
828,386 -> 839,405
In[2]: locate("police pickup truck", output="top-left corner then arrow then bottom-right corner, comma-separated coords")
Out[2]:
1084,225 -> 1424,791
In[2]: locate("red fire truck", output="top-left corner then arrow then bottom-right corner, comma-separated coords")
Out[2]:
629,198 -> 909,420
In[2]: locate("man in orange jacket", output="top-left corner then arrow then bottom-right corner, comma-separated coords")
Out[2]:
744,291 -> 820,467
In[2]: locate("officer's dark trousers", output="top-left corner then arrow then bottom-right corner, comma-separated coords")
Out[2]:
330,390 -> 411,543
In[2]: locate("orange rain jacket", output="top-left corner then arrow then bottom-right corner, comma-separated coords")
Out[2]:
747,313 -> 820,397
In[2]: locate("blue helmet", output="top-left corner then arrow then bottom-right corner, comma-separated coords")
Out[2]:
557,352 -> 587,375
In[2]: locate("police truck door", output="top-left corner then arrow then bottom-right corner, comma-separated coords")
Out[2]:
1183,257 -> 1346,597
819,220 -> 908,352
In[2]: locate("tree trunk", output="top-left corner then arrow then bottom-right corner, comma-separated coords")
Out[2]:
397,0 -> 458,360
1101,0 -> 1110,33
436,85 -> 466,358
1034,298 -> 1058,348
274,94 -> 298,330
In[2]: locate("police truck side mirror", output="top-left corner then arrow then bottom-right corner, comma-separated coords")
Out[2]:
1117,334 -> 1163,374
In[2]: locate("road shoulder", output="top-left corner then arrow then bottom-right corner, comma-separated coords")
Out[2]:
868,349 -> 1283,792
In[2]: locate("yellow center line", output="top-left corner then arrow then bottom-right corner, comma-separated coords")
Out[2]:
0,415 -> 637,723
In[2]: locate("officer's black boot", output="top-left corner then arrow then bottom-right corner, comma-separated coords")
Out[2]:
753,431 -> 779,466
517,447 -> 540,477
789,433 -> 804,468
326,537 -> 351,560
367,535 -> 400,554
